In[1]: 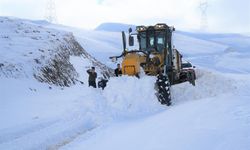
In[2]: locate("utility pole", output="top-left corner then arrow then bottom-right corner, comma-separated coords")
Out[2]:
199,0 -> 208,30
45,0 -> 57,23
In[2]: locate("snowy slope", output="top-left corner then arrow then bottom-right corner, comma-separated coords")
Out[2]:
40,23 -> 122,68
0,17 -> 112,86
1,18 -> 250,150
0,17 -> 78,79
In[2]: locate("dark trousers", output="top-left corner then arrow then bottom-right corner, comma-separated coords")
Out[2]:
88,81 -> 96,88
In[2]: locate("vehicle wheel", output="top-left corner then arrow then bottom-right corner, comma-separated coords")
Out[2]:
155,74 -> 171,106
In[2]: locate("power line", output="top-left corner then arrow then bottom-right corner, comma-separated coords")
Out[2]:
45,0 -> 57,23
199,0 -> 208,30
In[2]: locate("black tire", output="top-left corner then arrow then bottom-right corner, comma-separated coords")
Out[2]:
155,74 -> 171,106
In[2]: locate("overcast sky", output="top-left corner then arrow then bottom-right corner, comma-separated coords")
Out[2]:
0,0 -> 249,33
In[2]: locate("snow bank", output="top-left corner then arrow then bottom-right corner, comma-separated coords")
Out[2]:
103,76 -> 164,117
172,69 -> 237,104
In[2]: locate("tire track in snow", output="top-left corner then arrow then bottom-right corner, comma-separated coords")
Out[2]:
0,106 -> 97,149
0,119 -> 60,144
47,126 -> 98,150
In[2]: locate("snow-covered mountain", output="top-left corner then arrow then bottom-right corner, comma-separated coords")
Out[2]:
1,18 -> 250,150
95,22 -> 136,32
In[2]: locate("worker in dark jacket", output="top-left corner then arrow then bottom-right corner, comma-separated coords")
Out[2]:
87,67 -> 97,88
114,64 -> 122,77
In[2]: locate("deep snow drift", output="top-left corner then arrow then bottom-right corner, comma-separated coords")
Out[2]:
1,18 -> 250,150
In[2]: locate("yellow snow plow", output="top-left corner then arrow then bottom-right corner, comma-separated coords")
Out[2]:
110,23 -> 196,106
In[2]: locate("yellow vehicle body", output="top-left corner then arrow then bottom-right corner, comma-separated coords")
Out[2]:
121,53 -> 141,76
121,51 -> 165,76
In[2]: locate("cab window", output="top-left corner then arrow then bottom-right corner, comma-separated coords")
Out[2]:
149,36 -> 154,47
139,32 -> 146,50
156,33 -> 165,52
